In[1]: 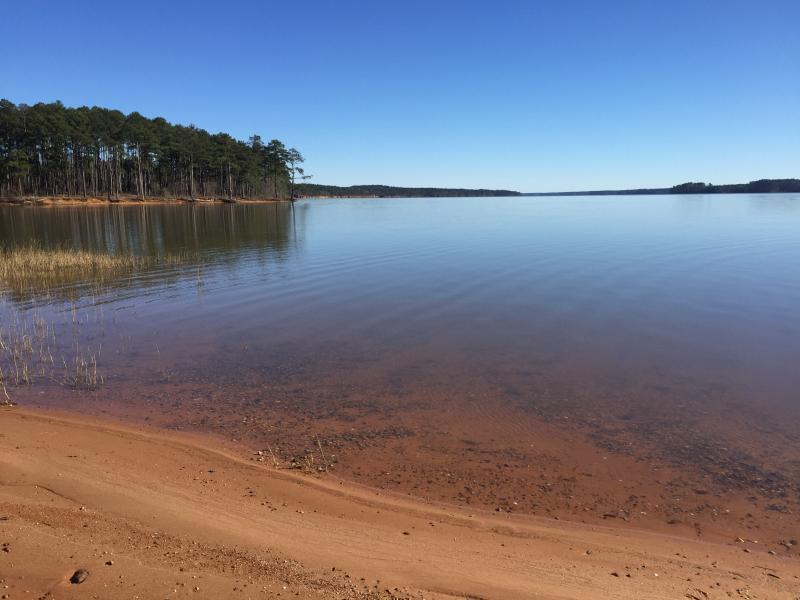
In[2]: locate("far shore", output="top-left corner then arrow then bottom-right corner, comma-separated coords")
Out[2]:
1,406 -> 798,599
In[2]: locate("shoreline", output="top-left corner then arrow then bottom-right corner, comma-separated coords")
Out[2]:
1,406 -> 797,599
0,195 -> 288,206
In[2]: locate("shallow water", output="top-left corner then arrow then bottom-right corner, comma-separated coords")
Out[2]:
2,196 -> 800,523
2,196 -> 799,408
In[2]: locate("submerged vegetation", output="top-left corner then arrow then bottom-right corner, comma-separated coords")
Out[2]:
0,311 -> 103,404
0,99 -> 306,201
0,244 -> 201,403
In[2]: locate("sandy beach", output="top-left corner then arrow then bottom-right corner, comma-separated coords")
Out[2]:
1,407 -> 797,600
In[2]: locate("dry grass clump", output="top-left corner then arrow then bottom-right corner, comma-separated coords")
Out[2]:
0,244 -> 191,295
1,245 -> 148,274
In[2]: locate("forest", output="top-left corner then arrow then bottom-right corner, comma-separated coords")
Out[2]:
0,100 -> 305,201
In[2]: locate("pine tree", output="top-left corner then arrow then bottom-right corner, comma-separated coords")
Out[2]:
0,100 -> 300,200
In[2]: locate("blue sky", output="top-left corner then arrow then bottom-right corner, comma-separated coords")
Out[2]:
3,0 -> 798,191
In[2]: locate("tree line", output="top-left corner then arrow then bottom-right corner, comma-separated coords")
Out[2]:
525,178 -> 800,197
295,184 -> 520,197
0,100 -> 306,201
669,179 -> 800,194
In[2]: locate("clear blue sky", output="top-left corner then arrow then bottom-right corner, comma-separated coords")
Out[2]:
3,0 -> 798,192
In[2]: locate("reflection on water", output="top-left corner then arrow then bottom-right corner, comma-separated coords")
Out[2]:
1,195 -> 800,520
0,203 -> 298,255
747,193 -> 800,215
0,203 -> 300,305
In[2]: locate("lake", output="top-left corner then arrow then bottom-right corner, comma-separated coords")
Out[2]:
1,195 -> 799,536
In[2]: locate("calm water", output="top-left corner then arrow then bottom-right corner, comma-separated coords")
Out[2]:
1,195 -> 799,457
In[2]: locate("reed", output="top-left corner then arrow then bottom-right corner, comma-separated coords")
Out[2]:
0,308 -> 106,403
0,244 -> 190,293
0,244 -> 196,402
0,244 -> 148,271
0,245 -> 146,282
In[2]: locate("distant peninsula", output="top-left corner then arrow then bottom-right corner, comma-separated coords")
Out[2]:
295,184 -> 520,198
296,179 -> 800,199
523,179 -> 800,197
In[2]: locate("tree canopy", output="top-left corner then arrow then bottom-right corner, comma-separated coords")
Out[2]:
0,100 -> 304,200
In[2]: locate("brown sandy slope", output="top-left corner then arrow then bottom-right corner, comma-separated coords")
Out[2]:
0,408 -> 797,600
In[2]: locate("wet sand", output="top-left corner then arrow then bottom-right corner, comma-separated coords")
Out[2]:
27,358 -> 798,550
1,407 -> 798,600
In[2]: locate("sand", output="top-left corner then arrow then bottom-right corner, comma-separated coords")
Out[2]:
1,407 -> 797,599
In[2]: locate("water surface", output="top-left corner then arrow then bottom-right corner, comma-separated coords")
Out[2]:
1,195 -> 799,523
